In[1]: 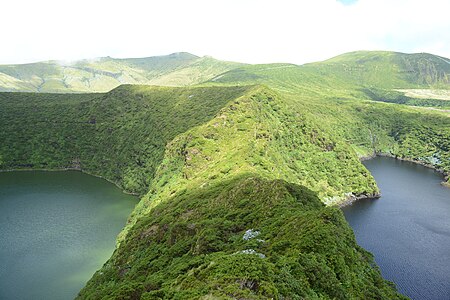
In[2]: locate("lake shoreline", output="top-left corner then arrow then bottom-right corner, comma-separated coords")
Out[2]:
338,192 -> 381,208
0,167 -> 139,196
340,152 -> 449,208
0,170 -> 137,300
360,152 -> 449,184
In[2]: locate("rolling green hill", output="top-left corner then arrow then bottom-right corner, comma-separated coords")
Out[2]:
312,51 -> 450,88
0,53 -> 243,93
211,51 -> 450,95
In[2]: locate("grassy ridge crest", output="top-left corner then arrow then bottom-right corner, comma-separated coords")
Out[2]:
78,175 -> 405,299
123,85 -> 378,235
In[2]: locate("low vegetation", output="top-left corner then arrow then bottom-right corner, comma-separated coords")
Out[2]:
0,83 -> 401,298
77,175 -> 406,299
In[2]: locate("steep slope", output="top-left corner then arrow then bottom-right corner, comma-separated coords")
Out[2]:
78,176 -> 405,299
0,85 -> 378,202
74,86 -> 402,299
310,50 -> 450,88
0,85 -> 253,194
310,51 -> 450,108
123,86 -> 378,231
210,51 -> 450,107
0,53 -> 243,93
212,51 -> 450,90
0,83 -> 404,298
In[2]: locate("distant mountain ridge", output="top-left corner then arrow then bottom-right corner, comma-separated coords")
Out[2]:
1,50 -> 449,93
311,50 -> 450,88
0,52 -> 243,93
210,51 -> 450,90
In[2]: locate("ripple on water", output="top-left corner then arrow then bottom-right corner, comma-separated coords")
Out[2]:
343,157 -> 450,300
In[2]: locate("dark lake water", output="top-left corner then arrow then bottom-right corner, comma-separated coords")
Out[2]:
0,171 -> 137,300
343,157 -> 450,300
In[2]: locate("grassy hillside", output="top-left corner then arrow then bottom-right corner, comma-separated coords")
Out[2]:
121,86 -> 378,234
210,51 -> 450,105
310,51 -> 450,89
0,85 -> 378,201
0,53 -> 243,93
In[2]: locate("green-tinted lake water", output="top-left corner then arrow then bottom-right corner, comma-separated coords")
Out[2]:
0,171 -> 137,300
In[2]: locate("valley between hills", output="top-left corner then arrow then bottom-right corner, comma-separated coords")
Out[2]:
1,50 -> 449,299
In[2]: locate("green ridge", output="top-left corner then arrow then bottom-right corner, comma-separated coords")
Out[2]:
0,84 -> 400,298
311,50 -> 450,88
207,51 -> 450,181
77,176 -> 405,299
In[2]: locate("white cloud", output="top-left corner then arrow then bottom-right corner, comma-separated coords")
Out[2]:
1,0 -> 449,64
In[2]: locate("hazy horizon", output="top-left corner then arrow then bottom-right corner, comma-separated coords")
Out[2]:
1,48 -> 449,67
1,0 -> 449,65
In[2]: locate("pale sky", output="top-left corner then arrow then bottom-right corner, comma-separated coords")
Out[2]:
1,0 -> 449,65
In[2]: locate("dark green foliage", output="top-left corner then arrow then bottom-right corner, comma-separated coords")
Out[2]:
283,94 -> 450,180
0,85 -> 380,201
77,176 -> 405,299
0,85 -> 252,194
